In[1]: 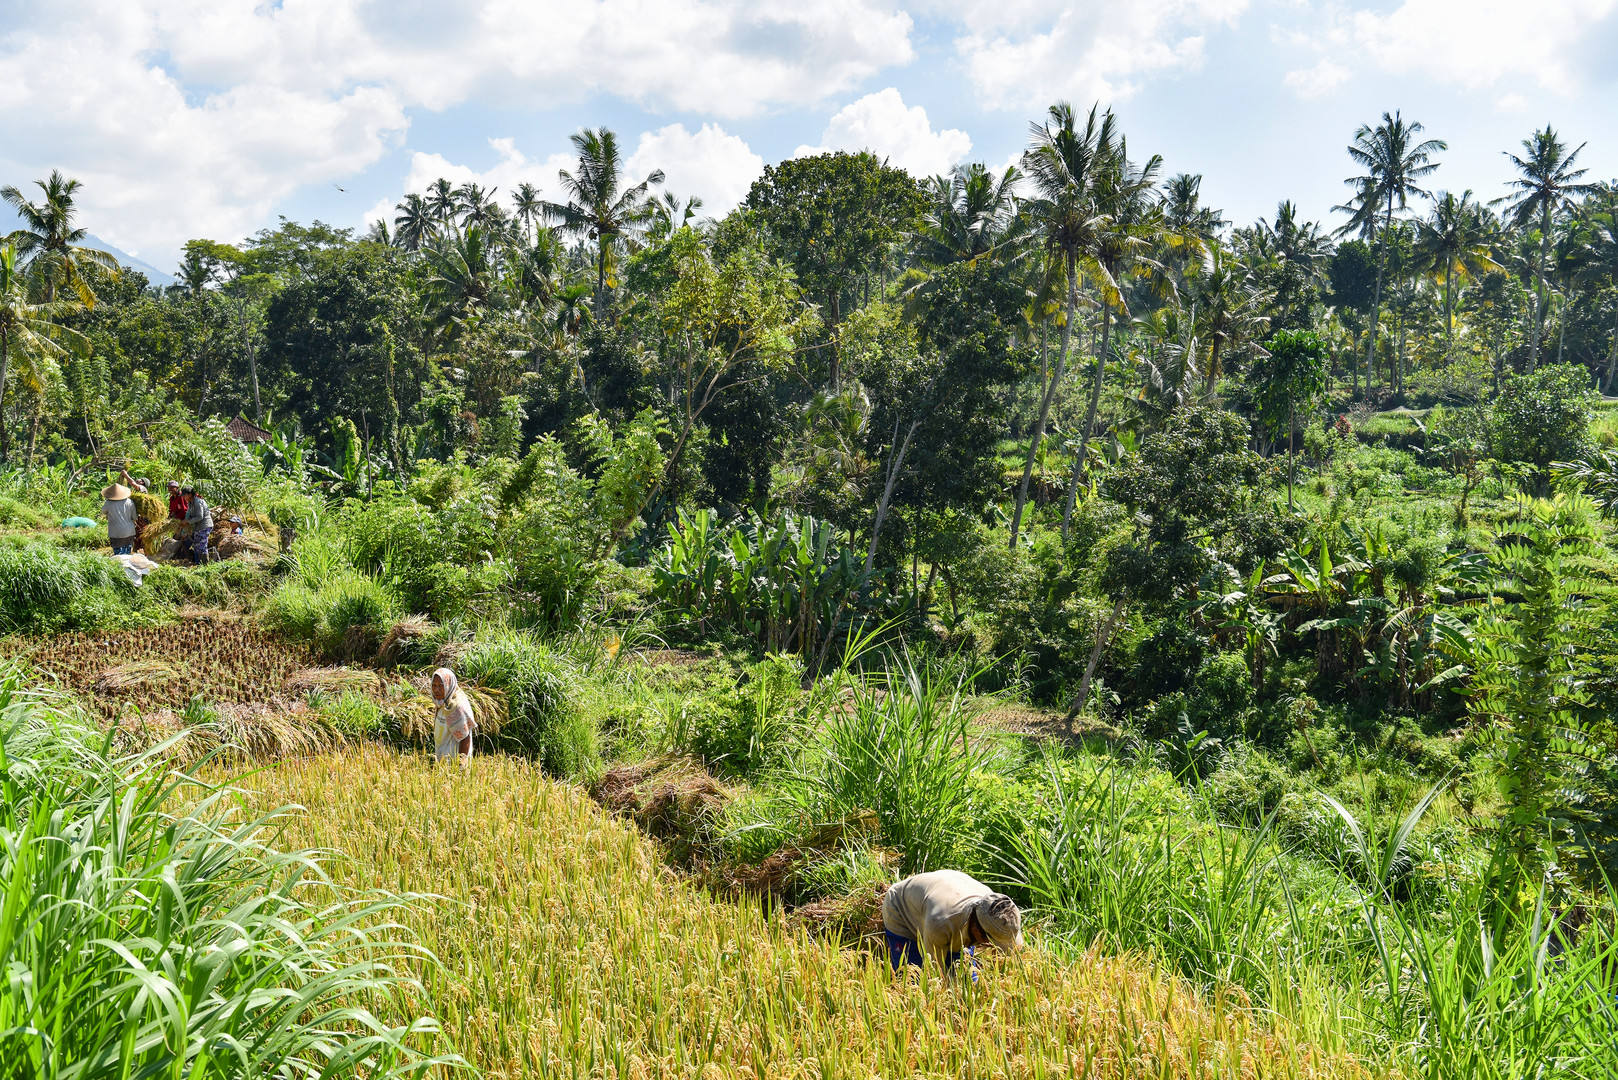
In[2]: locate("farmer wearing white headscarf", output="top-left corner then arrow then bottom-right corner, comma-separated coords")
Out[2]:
431,667 -> 477,765
881,870 -> 1023,979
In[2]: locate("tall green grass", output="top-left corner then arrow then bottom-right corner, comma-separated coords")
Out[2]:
0,672 -> 457,1078
0,541 -> 151,633
1004,750 -> 1618,1077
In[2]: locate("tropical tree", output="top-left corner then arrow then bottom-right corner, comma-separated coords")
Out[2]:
1338,112 -> 1446,391
648,192 -> 704,241
0,244 -> 88,459
1414,190 -> 1499,362
544,127 -> 665,314
1250,328 -> 1328,510
1,170 -> 119,305
393,193 -> 435,252
1498,127 -> 1594,370
1064,130 -> 1164,534
1016,102 -> 1121,545
1574,205 -> 1618,391
914,162 -> 1023,265
423,225 -> 501,336
424,178 -> 458,228
1190,245 -> 1269,396
512,183 -> 544,242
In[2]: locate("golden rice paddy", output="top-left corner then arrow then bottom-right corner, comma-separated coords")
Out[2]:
238,747 -> 1370,1080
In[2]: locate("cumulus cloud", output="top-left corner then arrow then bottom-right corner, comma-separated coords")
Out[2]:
918,0 -> 1249,111
0,0 -> 915,259
795,89 -> 972,178
626,124 -> 765,213
1348,0 -> 1616,95
1283,58 -> 1351,99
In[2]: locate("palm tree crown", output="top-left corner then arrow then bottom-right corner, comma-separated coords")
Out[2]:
1499,126 -> 1595,368
1,170 -> 119,306
543,127 -> 665,313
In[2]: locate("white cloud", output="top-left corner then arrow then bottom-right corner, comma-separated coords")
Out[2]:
795,89 -> 972,178
919,0 -> 1250,111
1349,0 -> 1616,95
626,124 -> 765,213
361,139 -> 578,234
0,0 -> 916,260
1283,58 -> 1351,99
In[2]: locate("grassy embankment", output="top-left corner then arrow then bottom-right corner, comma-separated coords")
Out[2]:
239,746 -> 1363,1080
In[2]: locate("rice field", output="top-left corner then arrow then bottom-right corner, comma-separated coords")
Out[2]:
237,746 -> 1370,1080
12,613 -> 314,716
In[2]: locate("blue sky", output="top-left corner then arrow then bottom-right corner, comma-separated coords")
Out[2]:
3,0 -> 1615,271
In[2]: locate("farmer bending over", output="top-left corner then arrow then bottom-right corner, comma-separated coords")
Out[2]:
431,667 -> 477,766
882,870 -> 1023,978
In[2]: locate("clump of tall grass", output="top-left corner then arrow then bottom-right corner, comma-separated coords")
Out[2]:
0,671 -> 456,1077
774,652 -> 993,874
0,540 -> 153,633
1005,750 -> 1618,1077
458,627 -> 597,778
265,532 -> 399,659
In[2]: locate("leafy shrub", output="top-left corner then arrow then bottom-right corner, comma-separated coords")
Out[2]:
660,653 -> 804,777
266,571 -> 398,660
459,630 -> 596,777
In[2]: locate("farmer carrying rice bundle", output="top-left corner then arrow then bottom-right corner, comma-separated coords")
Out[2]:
431,667 -> 477,766
881,870 -> 1022,979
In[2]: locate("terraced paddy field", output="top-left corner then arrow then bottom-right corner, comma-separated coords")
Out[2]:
236,746 -> 1367,1080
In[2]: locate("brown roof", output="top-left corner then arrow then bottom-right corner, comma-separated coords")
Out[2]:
226,416 -> 272,444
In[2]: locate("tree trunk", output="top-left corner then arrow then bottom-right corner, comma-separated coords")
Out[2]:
1367,202 -> 1391,394
1444,263 -> 1455,364
1011,280 -> 1072,549
1603,305 -> 1618,394
865,416 -> 920,574
1530,206 -> 1549,371
1064,297 -> 1112,538
1065,596 -> 1125,722
1287,392 -> 1295,512
0,327 -> 10,461
1202,335 -> 1223,397
240,299 -> 262,426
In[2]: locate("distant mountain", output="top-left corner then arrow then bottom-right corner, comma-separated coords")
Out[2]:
74,234 -> 177,288
1,208 -> 176,287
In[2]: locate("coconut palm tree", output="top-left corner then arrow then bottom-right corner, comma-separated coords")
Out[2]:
1414,191 -> 1499,363
1008,252 -> 1066,548
1,170 -> 119,305
648,191 -> 704,240
424,178 -> 458,229
1063,134 -> 1164,535
543,127 -> 665,314
1021,102 -> 1123,540
1498,126 -> 1594,370
455,183 -> 498,228
393,193 -> 435,252
512,183 -> 544,242
1339,112 -> 1446,391
914,162 -> 1023,265
423,225 -> 499,337
1574,205 -> 1618,392
1191,245 -> 1270,396
0,244 -> 88,459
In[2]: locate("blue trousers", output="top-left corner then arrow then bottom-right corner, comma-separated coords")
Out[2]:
885,930 -> 976,980
111,538 -> 134,556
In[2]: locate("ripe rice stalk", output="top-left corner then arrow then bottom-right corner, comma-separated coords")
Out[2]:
232,747 -> 1374,1080
284,666 -> 382,697
92,659 -> 178,694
